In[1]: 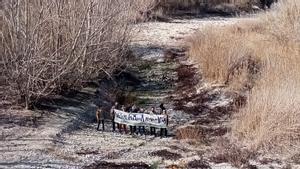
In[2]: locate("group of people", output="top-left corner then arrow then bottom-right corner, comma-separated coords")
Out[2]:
96,102 -> 169,137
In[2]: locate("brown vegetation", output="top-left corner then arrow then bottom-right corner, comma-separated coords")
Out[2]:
188,0 -> 300,157
187,21 -> 264,89
232,0 -> 300,155
0,0 -> 152,109
211,138 -> 255,167
176,125 -> 204,140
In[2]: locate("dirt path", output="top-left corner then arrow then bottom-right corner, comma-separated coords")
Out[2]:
1,17 -> 255,169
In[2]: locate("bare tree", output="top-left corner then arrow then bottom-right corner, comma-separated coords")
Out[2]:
1,0 -> 142,109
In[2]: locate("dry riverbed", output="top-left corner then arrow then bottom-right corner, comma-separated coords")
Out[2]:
1,16 -> 296,169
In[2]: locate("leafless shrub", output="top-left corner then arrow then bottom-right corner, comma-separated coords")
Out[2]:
0,0 -> 146,109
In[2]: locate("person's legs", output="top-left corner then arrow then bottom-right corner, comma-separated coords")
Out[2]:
117,123 -> 123,133
160,128 -> 166,137
139,126 -> 145,135
97,120 -> 100,131
138,126 -> 142,135
130,126 -> 133,134
124,125 -> 127,134
120,124 -> 126,133
117,123 -> 120,132
150,127 -> 156,136
119,124 -> 125,133
112,120 -> 115,132
160,128 -> 163,137
160,128 -> 167,137
102,120 -> 105,131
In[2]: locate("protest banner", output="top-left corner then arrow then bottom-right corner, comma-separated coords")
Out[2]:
114,109 -> 167,128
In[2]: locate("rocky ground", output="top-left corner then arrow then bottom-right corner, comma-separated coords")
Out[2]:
1,16 -> 299,169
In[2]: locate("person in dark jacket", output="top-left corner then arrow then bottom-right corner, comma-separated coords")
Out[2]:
110,102 -> 119,132
138,108 -> 146,135
150,107 -> 157,136
160,109 -> 168,137
96,106 -> 104,131
129,104 -> 138,135
159,103 -> 166,114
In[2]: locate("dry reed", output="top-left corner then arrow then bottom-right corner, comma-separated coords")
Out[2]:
232,0 -> 300,155
188,0 -> 300,156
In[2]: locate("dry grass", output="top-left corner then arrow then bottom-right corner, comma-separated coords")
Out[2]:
187,21 -> 265,89
188,0 -> 300,156
211,138 -> 255,167
231,0 -> 300,155
176,125 -> 204,140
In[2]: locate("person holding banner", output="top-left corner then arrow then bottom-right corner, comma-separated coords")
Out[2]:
138,108 -> 146,135
120,105 -> 127,134
160,109 -> 168,137
159,103 -> 166,114
150,107 -> 157,136
114,106 -> 167,137
129,104 -> 138,135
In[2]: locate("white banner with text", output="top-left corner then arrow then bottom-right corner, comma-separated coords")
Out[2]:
114,109 -> 167,128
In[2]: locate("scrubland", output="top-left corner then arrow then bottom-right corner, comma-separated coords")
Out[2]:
0,0 -> 263,110
1,0 -> 298,163
188,0 -> 300,157
0,0 -> 156,109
